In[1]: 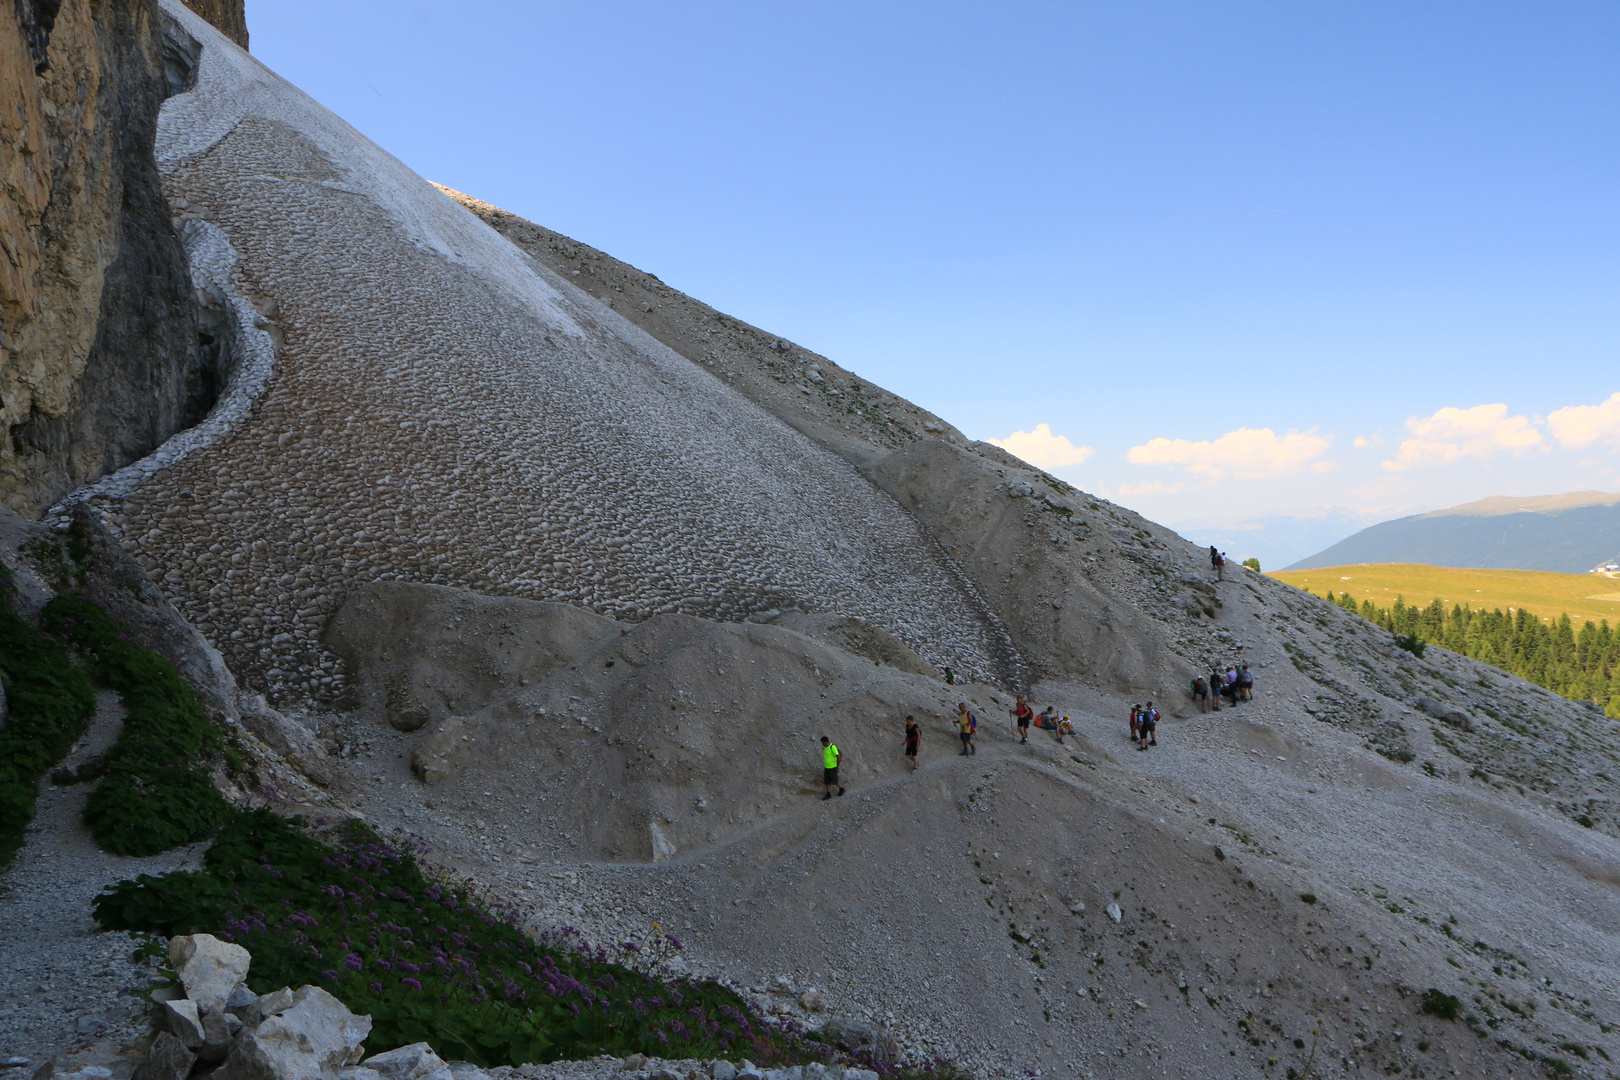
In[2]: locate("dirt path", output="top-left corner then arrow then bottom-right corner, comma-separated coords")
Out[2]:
0,692 -> 206,1064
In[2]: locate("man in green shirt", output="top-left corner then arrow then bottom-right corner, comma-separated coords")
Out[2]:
820,736 -> 845,800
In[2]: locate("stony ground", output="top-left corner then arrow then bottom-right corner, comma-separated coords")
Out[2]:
5,6 -> 1614,1079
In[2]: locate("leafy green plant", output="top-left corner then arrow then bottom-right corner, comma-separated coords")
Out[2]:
1392,633 -> 1427,658
42,594 -> 228,855
0,567 -> 98,865
1420,988 -> 1461,1021
95,811 -> 879,1070
1242,557 -> 1261,572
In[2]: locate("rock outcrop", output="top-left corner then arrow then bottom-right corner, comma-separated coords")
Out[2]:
0,0 -> 206,516
177,0 -> 246,48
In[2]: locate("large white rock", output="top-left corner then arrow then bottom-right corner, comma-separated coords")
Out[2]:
358,1044 -> 445,1080
169,934 -> 252,1012
218,986 -> 371,1080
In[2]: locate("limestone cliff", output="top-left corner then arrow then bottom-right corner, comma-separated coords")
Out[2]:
0,0 -> 208,516
178,0 -> 245,49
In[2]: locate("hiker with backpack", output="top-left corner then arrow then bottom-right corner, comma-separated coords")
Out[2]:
956,702 -> 977,755
1238,664 -> 1254,701
1011,695 -> 1034,745
1191,675 -> 1210,713
819,736 -> 845,800
904,716 -> 921,772
1210,546 -> 1225,581
1137,702 -> 1159,750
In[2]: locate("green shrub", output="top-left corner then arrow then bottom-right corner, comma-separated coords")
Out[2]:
1420,988 -> 1461,1020
96,811 -> 848,1069
0,566 -> 98,866
42,594 -> 228,855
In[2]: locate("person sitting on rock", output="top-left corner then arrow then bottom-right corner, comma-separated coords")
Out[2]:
1036,705 -> 1059,730
1056,715 -> 1074,743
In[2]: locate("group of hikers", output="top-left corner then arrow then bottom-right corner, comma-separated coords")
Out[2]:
1191,663 -> 1253,712
814,663 -> 1257,794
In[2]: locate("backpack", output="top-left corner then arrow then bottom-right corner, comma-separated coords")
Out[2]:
969,711 -> 977,733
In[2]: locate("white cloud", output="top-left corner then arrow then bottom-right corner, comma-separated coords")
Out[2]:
1548,392 -> 1620,450
1352,433 -> 1383,449
1311,460 -> 1339,473
1116,480 -> 1187,498
1382,403 -> 1542,472
1126,427 -> 1332,479
988,423 -> 1094,469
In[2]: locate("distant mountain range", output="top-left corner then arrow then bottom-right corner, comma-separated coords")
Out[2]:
1284,491 -> 1620,573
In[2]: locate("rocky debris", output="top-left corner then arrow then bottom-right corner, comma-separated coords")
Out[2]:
1413,696 -> 1473,732
813,1019 -> 895,1063
237,693 -> 332,785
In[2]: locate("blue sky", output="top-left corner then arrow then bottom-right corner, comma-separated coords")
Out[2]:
248,1 -> 1620,562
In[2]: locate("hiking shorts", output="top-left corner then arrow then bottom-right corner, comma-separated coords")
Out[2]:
1193,686 -> 1207,698
1017,718 -> 1030,730
960,731 -> 972,746
823,767 -> 839,785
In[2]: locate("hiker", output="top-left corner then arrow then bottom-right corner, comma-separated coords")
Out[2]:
1210,546 -> 1225,581
1036,705 -> 1059,731
956,703 -> 977,755
943,666 -> 956,685
1223,666 -> 1239,704
1056,715 -> 1074,743
819,736 -> 844,800
1210,667 -> 1225,711
1191,675 -> 1210,713
1238,664 -> 1254,701
904,716 -> 921,772
1129,703 -> 1141,741
1011,695 -> 1034,744
1137,702 -> 1159,750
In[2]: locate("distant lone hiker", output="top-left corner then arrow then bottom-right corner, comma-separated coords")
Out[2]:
904,716 -> 921,772
820,736 -> 844,800
1210,546 -> 1225,581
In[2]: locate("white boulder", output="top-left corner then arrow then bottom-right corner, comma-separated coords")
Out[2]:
359,1044 -> 446,1080
218,985 -> 371,1080
169,934 -> 252,1012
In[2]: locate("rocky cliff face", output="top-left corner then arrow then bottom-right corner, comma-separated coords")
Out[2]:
0,0 -> 209,517
178,0 -> 246,49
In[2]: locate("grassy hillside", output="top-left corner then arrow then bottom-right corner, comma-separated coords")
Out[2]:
1270,563 -> 1620,626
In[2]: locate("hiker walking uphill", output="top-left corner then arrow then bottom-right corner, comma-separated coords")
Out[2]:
904,716 -> 921,772
819,736 -> 844,800
1211,545 -> 1226,581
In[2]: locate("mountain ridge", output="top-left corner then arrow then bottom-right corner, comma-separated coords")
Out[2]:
1286,490 -> 1620,572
